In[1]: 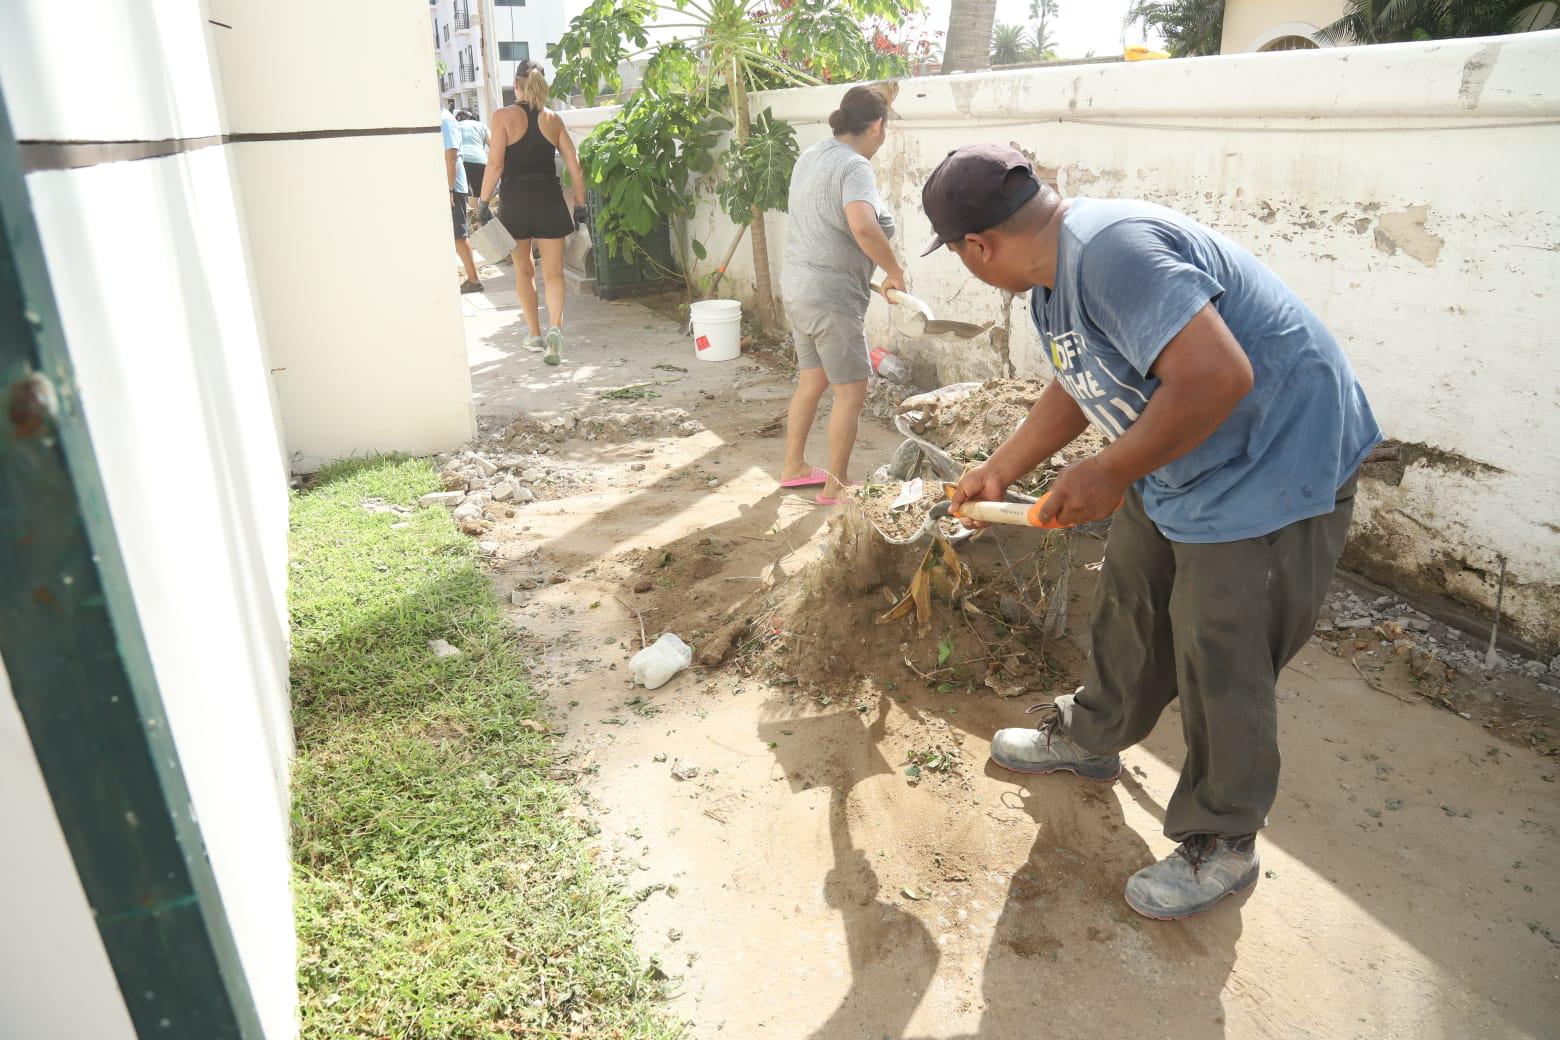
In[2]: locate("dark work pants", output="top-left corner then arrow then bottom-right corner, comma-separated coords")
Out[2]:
1065,475 -> 1356,840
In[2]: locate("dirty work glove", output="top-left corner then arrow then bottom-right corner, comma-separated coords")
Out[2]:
476,200 -> 493,226
573,204 -> 589,229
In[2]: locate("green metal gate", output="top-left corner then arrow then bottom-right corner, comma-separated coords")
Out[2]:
0,83 -> 263,1038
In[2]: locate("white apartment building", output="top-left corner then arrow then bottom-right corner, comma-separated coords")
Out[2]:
431,0 -> 572,121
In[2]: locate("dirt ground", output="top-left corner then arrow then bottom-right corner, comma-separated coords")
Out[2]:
458,276 -> 1560,1039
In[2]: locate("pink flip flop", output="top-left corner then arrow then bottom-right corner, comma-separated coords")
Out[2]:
816,483 -> 858,506
780,467 -> 827,489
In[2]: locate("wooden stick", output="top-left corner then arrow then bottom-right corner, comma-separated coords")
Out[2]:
613,595 -> 648,649
1484,554 -> 1506,671
1348,653 -> 1418,705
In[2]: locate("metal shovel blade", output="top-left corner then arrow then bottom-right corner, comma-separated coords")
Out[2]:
877,284 -> 994,341
919,317 -> 995,340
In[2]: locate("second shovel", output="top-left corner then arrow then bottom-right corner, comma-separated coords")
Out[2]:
873,284 -> 994,340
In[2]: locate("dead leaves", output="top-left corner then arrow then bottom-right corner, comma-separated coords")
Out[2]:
878,536 -> 964,635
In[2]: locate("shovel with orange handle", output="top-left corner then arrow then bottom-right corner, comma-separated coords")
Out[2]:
942,484 -> 1122,529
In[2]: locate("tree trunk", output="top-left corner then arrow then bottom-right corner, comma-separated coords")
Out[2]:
730,69 -> 778,328
943,0 -> 999,72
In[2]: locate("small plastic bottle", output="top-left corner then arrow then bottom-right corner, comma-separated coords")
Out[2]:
870,346 -> 912,385
630,633 -> 693,690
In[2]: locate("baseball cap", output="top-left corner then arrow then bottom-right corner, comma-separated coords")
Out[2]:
920,144 -> 1041,256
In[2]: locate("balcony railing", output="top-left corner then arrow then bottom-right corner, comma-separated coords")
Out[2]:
458,61 -> 477,84
453,9 -> 472,30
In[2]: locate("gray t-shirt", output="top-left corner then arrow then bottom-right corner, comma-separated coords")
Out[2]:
781,138 -> 895,319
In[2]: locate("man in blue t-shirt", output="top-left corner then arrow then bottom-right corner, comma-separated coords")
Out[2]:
928,144 -> 1381,920
442,107 -> 482,293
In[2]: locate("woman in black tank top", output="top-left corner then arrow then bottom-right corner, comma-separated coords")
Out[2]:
475,60 -> 587,365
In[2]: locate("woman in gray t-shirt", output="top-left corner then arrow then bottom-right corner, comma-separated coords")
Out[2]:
777,84 -> 904,505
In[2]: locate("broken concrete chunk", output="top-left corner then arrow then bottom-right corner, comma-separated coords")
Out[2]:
419,491 -> 465,508
477,540 -> 499,556
670,759 -> 700,781
468,453 -> 499,477
490,481 -> 516,502
428,638 -> 461,657
452,501 -> 483,522
513,487 -> 536,503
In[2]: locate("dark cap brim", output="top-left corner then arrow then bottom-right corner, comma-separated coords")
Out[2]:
920,232 -> 948,257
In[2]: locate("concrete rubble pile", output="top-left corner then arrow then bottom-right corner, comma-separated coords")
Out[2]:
421,448 -> 543,535
1321,588 -> 1560,692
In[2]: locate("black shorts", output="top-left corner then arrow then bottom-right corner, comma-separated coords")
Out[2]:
463,161 -> 486,198
498,174 -> 575,241
451,191 -> 469,239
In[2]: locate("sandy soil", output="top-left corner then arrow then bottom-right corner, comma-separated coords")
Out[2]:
458,279 -> 1560,1040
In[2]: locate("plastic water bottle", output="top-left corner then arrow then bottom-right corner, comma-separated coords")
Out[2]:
870,346 -> 912,385
630,633 -> 693,690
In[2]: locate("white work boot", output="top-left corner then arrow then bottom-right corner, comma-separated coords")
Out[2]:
1124,834 -> 1260,920
989,691 -> 1122,782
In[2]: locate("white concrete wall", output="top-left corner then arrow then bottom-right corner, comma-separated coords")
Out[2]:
0,658 -> 137,1039
211,0 -> 476,469
671,32 -> 1560,649
2,2 -> 296,1036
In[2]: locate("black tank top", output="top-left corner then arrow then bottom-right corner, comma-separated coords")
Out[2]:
502,103 -> 558,182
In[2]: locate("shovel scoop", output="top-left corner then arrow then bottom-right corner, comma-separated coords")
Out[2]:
873,284 -> 994,340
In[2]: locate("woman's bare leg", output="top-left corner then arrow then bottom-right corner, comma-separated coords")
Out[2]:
821,379 -> 868,499
537,238 -> 567,329
512,239 -> 540,337
782,367 -> 830,481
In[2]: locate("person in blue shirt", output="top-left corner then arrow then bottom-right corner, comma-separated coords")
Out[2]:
930,144 -> 1381,920
441,107 -> 482,293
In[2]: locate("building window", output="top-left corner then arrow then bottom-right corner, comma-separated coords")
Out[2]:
1259,35 -> 1319,52
495,0 -> 526,6
442,24 -> 449,43
499,42 -> 530,61
502,87 -> 516,107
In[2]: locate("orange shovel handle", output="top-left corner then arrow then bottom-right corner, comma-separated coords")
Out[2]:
951,491 -> 1124,529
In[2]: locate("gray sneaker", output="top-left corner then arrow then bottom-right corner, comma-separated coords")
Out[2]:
543,325 -> 563,366
522,334 -> 545,353
989,692 -> 1122,782
1124,834 -> 1260,920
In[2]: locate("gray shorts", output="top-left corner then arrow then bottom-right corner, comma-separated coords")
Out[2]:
788,300 -> 869,384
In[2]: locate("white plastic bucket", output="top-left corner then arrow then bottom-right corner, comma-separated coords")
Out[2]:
690,299 -> 742,362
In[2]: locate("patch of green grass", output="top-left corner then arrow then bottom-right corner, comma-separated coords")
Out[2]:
290,457 -> 682,1039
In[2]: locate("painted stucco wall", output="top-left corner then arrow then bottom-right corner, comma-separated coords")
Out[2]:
658,32 -> 1560,650
2,2 -> 296,1035
1220,0 -> 1346,52
211,0 -> 476,470
0,658 -> 137,1038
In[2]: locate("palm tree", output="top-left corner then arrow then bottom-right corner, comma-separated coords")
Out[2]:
944,0 -> 999,71
1124,0 -> 1225,57
991,23 -> 1032,64
1030,0 -> 1060,55
1317,0 -> 1557,44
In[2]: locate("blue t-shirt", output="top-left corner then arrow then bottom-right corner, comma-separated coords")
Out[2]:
1030,199 -> 1381,543
440,109 -> 469,194
459,120 -> 489,165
